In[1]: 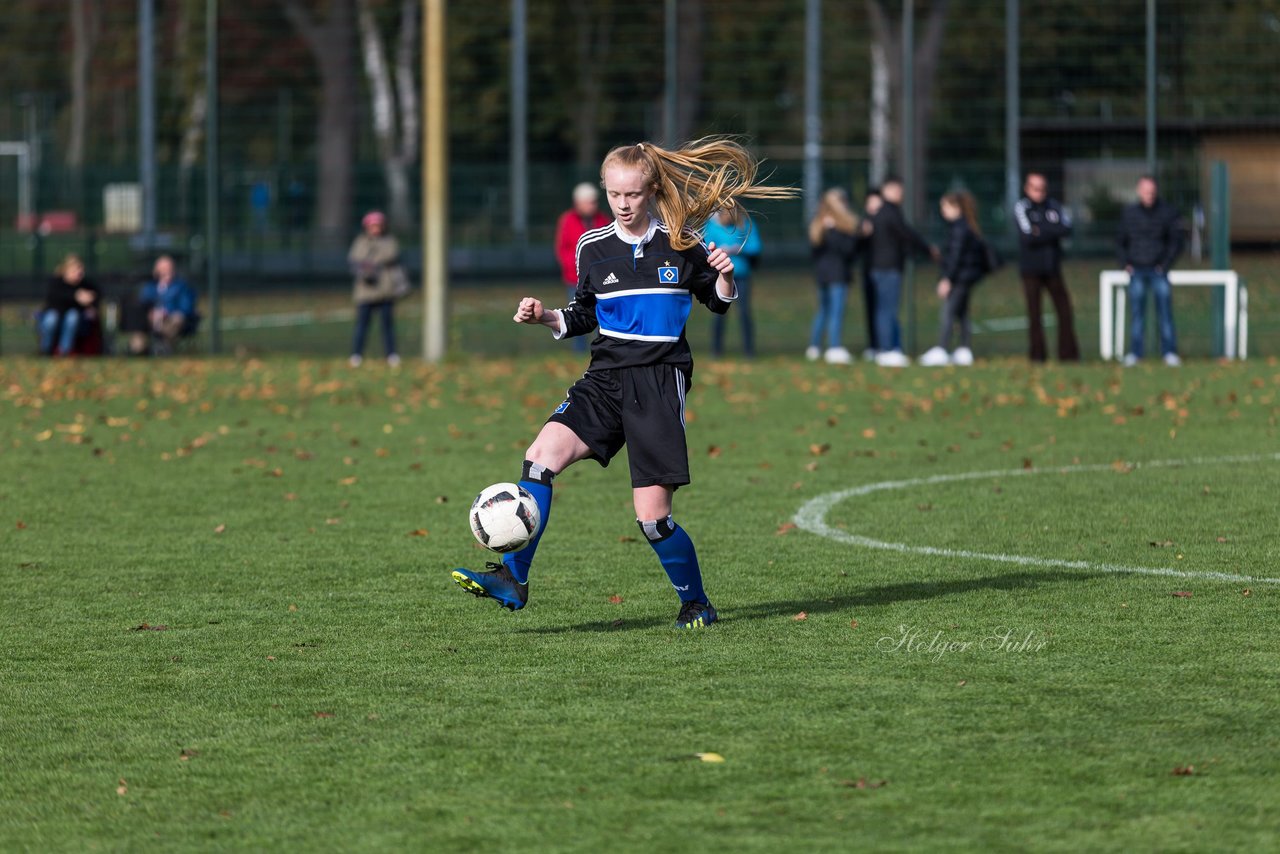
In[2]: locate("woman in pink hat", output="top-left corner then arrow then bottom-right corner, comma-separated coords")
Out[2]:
347,210 -> 407,366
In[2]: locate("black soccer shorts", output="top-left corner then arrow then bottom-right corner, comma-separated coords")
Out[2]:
547,364 -> 691,488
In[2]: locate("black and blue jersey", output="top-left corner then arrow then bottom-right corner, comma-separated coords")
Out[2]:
555,219 -> 735,375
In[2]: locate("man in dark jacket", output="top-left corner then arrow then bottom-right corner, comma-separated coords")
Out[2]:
867,177 -> 937,367
1118,175 -> 1184,366
1014,173 -> 1080,362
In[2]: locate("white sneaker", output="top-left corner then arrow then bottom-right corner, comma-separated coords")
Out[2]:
1122,354 -> 1138,367
951,347 -> 974,366
861,348 -> 878,362
919,346 -> 950,367
387,353 -> 402,368
875,349 -> 910,368
1163,353 -> 1182,367
805,346 -> 821,362
348,354 -> 363,368
823,346 -> 853,365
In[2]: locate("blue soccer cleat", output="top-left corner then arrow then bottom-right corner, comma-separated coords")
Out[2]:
451,562 -> 529,611
674,599 -> 718,629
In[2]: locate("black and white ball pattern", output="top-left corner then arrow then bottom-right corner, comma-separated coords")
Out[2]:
469,482 -> 541,553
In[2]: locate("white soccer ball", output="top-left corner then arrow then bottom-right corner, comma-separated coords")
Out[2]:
469,482 -> 541,553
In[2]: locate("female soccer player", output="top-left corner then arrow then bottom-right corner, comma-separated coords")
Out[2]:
452,138 -> 793,628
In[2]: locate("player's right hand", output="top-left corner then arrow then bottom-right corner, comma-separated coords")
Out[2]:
513,297 -> 544,324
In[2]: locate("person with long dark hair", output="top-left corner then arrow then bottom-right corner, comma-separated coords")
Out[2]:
920,192 -> 989,367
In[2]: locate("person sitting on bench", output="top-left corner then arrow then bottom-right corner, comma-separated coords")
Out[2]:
128,255 -> 198,355
38,254 -> 100,356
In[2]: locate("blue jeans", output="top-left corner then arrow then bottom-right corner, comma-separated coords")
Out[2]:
712,276 -> 754,357
566,285 -> 587,352
808,282 -> 848,350
870,269 -> 904,354
1128,268 -> 1177,358
352,301 -> 397,357
39,308 -> 80,355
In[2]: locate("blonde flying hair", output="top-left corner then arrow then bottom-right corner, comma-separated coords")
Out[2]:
942,191 -> 982,236
600,137 -> 795,251
808,188 -> 859,246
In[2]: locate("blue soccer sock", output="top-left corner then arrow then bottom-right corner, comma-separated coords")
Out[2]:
640,516 -> 708,604
501,460 -> 555,584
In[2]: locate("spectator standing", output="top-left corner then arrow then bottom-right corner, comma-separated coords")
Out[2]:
805,188 -> 861,364
1014,173 -> 1080,362
348,210 -> 406,367
920,192 -> 990,367
1118,176 -> 1184,367
129,255 -> 197,355
38,254 -> 99,356
866,177 -> 937,367
554,183 -> 612,353
859,188 -> 883,360
704,208 -> 761,358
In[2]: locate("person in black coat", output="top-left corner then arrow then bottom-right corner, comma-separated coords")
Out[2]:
805,188 -> 862,364
1118,175 -> 1184,366
865,177 -> 938,367
920,192 -> 989,366
38,254 -> 99,356
1014,173 -> 1080,362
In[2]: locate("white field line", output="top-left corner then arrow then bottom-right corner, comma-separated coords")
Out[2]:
793,453 -> 1280,585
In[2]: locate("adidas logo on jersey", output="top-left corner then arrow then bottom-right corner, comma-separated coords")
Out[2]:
602,272 -> 619,285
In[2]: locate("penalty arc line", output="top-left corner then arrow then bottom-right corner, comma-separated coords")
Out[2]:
792,452 -> 1280,586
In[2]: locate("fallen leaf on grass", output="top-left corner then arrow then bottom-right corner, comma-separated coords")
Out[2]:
707,445 -> 722,458
1022,458 -> 1034,470
850,620 -> 859,630
214,524 -> 226,534
694,752 -> 725,763
1216,536 -> 1228,543
179,749 -> 199,761
618,535 -> 638,543
776,522 -> 797,536
265,655 -> 276,661
314,711 -> 334,719
1150,540 -> 1174,548
288,604 -> 298,612
131,623 -> 169,631
284,493 -> 298,501
1171,765 -> 1195,776
957,680 -> 967,687
339,476 -> 358,486
861,428 -> 876,439
116,779 -> 128,796
408,529 -> 429,537
840,778 -> 888,789
1171,591 -> 1193,598
435,495 -> 448,504
608,594 -> 624,604
809,443 -> 831,457
793,612 -> 808,621
1242,589 -> 1251,597
16,521 -> 27,530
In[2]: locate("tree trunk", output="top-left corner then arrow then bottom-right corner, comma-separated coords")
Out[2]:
356,0 -> 418,232
283,0 -> 356,244
675,0 -> 705,142
67,0 -> 101,169
868,40 -> 891,187
866,0 -> 949,215
570,0 -> 608,172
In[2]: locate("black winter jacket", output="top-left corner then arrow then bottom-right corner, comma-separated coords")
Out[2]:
867,202 -> 932,272
941,220 -> 988,287
42,276 -> 99,314
811,227 -> 860,285
1117,199 -> 1183,270
1014,196 -> 1071,275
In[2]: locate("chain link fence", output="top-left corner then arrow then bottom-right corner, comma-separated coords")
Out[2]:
3,0 -> 1278,357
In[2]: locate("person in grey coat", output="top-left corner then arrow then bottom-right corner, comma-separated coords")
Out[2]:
348,210 -> 405,367
1118,176 -> 1184,366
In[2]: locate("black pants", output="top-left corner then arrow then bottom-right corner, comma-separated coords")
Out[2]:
937,283 -> 974,350
1021,271 -> 1080,362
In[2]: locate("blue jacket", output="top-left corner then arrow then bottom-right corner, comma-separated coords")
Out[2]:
142,278 -> 197,317
702,215 -> 761,279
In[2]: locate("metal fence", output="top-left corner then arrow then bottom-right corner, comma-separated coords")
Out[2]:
3,0 -> 1279,355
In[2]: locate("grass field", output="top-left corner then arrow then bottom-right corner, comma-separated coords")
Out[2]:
2,351 -> 1279,851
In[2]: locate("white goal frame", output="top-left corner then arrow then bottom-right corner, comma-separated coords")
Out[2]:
1099,269 -> 1247,361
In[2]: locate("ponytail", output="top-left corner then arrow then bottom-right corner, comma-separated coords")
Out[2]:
601,137 -> 796,251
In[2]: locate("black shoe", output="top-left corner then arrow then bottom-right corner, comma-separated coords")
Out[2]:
451,562 -> 529,611
675,599 -> 718,629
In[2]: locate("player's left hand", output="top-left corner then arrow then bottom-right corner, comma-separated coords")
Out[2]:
513,297 -> 544,324
706,242 -> 735,280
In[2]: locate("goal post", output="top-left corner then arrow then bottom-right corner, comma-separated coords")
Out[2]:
1098,270 -> 1246,361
